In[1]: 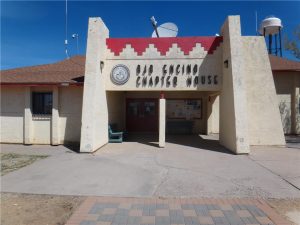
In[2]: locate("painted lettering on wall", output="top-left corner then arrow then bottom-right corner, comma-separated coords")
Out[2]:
135,64 -> 218,88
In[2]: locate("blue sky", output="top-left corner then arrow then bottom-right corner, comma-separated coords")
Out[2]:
1,1 -> 300,70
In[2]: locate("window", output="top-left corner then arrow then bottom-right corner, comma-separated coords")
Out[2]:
144,102 -> 155,116
128,102 -> 140,116
32,92 -> 53,115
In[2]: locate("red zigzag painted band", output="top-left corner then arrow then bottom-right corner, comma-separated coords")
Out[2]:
106,37 -> 223,56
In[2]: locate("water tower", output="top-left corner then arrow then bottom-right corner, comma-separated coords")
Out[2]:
259,16 -> 283,57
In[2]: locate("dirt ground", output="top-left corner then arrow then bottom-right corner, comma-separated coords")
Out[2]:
1,153 -> 48,175
0,152 -> 85,225
1,193 -> 85,225
267,199 -> 300,225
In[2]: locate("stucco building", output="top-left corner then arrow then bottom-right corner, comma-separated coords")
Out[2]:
269,55 -> 300,134
1,16 -> 299,154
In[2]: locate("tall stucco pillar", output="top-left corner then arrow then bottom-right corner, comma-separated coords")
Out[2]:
159,94 -> 166,148
206,96 -> 212,135
80,17 -> 109,152
242,38 -> 285,145
51,86 -> 59,145
24,86 -> 32,144
219,16 -> 250,154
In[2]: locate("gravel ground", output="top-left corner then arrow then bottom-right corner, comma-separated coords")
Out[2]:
1,153 -> 48,175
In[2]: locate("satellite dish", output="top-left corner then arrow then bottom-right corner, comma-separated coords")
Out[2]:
151,22 -> 178,37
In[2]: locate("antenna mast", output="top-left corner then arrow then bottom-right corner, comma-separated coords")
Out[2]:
151,16 -> 159,37
150,16 -> 178,38
65,0 -> 69,58
255,11 -> 258,35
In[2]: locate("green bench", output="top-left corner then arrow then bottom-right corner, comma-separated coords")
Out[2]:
108,125 -> 123,143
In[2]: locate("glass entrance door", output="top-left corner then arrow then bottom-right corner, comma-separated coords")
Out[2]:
126,98 -> 158,132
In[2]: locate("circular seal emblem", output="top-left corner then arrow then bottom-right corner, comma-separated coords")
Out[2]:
110,64 -> 130,85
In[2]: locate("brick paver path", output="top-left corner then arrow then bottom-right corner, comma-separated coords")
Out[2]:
66,197 -> 291,225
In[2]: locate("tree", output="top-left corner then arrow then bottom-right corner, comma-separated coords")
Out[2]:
284,25 -> 300,59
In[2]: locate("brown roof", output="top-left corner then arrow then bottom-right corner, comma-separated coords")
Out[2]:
0,55 -> 85,85
269,55 -> 300,71
1,54 -> 299,85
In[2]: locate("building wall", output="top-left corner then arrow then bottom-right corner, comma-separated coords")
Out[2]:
107,91 -> 126,130
32,117 -> 51,144
0,86 -> 25,143
198,71 -> 300,136
0,86 -> 83,144
273,71 -> 300,134
59,86 -> 83,144
104,39 -> 223,92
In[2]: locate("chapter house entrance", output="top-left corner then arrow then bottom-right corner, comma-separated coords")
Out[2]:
126,98 -> 158,133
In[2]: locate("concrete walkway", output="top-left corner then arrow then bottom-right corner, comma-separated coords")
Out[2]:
1,135 -> 300,198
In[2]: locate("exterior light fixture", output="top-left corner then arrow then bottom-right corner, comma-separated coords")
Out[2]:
100,61 -> 104,72
224,59 -> 229,68
61,82 -> 69,86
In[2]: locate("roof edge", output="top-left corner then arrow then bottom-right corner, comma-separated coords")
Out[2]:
0,82 -> 83,86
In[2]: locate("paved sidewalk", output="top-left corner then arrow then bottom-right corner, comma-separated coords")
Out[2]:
66,197 -> 291,225
1,136 -> 300,198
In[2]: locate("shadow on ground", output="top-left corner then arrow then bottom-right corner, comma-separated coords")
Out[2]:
63,134 -> 300,153
125,133 -> 233,154
63,143 -> 80,153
